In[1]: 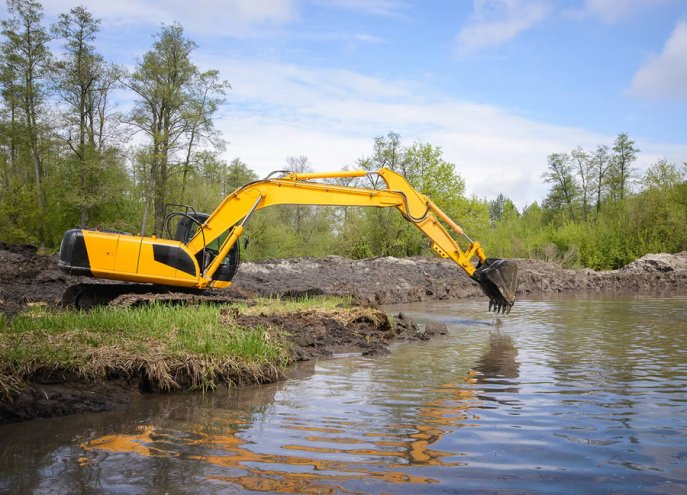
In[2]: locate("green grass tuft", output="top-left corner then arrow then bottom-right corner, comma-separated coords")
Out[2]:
0,299 -> 339,395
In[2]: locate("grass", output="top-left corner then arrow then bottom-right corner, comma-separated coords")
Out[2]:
0,296 -> 352,398
240,294 -> 352,315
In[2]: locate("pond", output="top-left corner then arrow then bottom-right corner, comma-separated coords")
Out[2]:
1,294 -> 686,494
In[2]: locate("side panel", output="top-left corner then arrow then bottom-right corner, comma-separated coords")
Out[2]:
82,231 -> 118,273
138,237 -> 200,285
113,235 -> 142,274
64,230 -> 200,288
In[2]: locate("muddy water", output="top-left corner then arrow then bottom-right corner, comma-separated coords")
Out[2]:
1,294 -> 686,494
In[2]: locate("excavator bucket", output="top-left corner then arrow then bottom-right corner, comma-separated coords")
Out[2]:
473,258 -> 518,314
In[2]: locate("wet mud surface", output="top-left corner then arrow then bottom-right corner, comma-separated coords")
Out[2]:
235,252 -> 687,303
2,243 -> 686,317
231,308 -> 446,361
1,243 -> 685,422
1,374 -> 139,424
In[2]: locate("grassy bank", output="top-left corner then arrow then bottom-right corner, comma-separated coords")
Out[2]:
0,296 -> 349,399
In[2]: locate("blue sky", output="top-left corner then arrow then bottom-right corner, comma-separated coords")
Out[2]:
6,0 -> 687,207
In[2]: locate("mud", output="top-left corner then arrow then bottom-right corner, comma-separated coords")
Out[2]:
2,245 -> 686,317
229,308 -> 446,361
0,243 -> 77,317
1,244 -> 684,423
233,253 -> 687,304
0,374 -> 138,423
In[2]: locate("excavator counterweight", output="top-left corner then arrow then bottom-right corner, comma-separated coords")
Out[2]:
59,167 -> 518,313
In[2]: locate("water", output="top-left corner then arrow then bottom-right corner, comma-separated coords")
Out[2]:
1,294 -> 686,494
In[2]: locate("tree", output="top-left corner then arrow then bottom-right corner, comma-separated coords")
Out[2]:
542,153 -> 578,221
1,0 -> 52,246
570,147 -> 593,220
350,133 -> 468,257
643,159 -> 684,190
125,23 -> 199,234
285,155 -> 313,237
403,140 -> 465,210
609,132 -> 638,201
224,158 -> 257,194
489,193 -> 507,223
592,144 -> 611,214
179,69 -> 230,198
52,5 -> 122,226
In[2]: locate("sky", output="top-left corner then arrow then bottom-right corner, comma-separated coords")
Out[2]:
4,0 -> 687,207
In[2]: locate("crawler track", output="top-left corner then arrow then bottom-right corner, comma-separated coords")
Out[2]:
62,283 -> 253,310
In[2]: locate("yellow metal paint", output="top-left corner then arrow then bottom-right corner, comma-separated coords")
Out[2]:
136,237 -> 200,285
80,231 -> 200,287
113,235 -> 142,274
73,167 -> 492,290
82,231 -> 118,272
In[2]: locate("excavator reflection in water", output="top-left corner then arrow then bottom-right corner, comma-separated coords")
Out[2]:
80,330 -> 520,494
59,168 -> 518,313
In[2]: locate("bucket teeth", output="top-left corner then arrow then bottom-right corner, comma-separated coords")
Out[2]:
473,258 -> 518,314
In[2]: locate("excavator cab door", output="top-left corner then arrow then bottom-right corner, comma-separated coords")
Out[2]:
172,212 -> 209,243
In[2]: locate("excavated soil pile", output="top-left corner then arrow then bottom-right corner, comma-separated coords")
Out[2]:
1,245 -> 686,317
234,252 -> 687,304
515,253 -> 687,295
0,243 -> 77,317
229,308 -> 447,361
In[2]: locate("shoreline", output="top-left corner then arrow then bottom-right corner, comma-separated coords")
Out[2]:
1,245 -> 685,424
0,297 -> 440,424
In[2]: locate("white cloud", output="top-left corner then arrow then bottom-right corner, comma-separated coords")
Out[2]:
455,0 -> 551,54
571,0 -> 671,23
40,0 -> 296,37
351,33 -> 389,45
197,56 -> 687,209
628,20 -> 687,101
311,0 -> 408,17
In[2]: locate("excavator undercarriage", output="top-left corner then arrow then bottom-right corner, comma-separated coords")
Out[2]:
59,168 -> 518,313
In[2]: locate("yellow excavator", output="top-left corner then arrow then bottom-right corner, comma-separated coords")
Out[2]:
58,168 -> 518,312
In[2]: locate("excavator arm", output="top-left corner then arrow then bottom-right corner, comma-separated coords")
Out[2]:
59,168 -> 518,313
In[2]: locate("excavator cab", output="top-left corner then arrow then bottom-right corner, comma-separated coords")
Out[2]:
165,206 -> 240,284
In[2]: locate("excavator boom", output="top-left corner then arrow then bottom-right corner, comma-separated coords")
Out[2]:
59,168 -> 518,312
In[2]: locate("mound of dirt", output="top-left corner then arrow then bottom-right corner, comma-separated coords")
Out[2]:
233,252 -> 687,304
0,243 -> 77,317
235,255 -> 482,305
227,308 -> 444,361
1,242 -> 686,318
514,252 -> 687,295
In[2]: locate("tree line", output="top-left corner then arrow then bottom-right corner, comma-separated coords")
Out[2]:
0,0 -> 228,247
484,134 -> 686,269
1,0 -> 684,269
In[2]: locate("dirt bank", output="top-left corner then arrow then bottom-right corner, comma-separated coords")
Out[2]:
233,252 -> 687,304
2,243 -> 686,317
0,303 -> 446,424
1,244 -> 684,423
